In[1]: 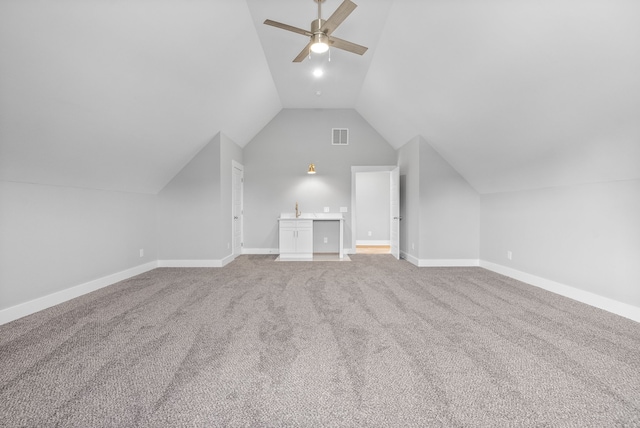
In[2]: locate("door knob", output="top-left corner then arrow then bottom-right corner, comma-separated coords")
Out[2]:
234,216 -> 239,220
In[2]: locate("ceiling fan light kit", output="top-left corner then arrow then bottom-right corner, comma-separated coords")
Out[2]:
310,33 -> 329,53
264,0 -> 368,63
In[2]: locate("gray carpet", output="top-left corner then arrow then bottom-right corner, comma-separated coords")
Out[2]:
1,255 -> 639,427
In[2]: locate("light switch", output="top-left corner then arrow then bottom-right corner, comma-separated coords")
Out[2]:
324,207 -> 330,212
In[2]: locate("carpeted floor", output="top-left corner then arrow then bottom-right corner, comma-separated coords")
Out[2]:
1,255 -> 639,427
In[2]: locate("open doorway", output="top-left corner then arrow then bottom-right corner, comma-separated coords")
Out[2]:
355,171 -> 391,254
351,166 -> 399,258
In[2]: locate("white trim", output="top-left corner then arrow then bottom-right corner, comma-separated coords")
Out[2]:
232,160 -> 244,259
418,259 -> 480,267
400,251 -> 420,266
157,259 -> 224,268
480,261 -> 640,323
399,253 -> 479,267
220,253 -> 236,267
242,248 -> 279,255
356,240 -> 391,246
0,261 -> 158,326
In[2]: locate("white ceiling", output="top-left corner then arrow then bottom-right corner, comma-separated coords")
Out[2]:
1,0 -> 639,195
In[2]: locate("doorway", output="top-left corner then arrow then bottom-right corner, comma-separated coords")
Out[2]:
351,166 -> 400,259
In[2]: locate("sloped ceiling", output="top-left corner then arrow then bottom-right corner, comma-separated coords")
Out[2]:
358,0 -> 640,193
0,0 -> 281,194
1,0 -> 639,195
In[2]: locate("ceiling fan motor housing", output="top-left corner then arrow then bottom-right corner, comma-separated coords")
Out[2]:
311,18 -> 326,36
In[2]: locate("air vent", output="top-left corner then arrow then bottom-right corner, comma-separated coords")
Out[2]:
332,128 -> 349,145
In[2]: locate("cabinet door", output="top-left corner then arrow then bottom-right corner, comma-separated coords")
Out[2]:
279,228 -> 297,254
296,227 -> 313,255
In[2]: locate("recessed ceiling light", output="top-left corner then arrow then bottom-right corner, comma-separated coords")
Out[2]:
313,68 -> 324,78
316,90 -> 322,96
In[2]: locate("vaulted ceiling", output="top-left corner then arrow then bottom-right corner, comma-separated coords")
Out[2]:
1,0 -> 639,195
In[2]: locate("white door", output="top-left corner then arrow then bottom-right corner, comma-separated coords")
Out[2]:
390,167 -> 400,260
232,163 -> 244,257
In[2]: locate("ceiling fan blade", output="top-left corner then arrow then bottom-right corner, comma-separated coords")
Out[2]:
264,19 -> 313,37
328,36 -> 368,55
293,41 -> 313,63
320,0 -> 357,36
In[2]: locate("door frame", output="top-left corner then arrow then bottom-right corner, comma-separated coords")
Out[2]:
350,165 -> 398,256
232,160 -> 244,259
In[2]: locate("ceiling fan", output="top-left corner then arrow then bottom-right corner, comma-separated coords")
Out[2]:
264,0 -> 368,63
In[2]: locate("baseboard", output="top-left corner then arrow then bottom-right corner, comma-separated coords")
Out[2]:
220,253 -> 236,267
480,260 -> 640,323
418,259 -> 480,267
399,253 -> 480,267
356,240 -> 391,246
400,251 -> 419,266
242,248 -> 279,255
0,261 -> 158,326
158,259 -> 223,268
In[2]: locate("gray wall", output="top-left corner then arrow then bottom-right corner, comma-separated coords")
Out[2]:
243,109 -> 397,251
356,172 -> 390,242
0,181 -> 156,310
158,137 -> 221,260
157,133 -> 243,261
397,136 -> 480,262
419,139 -> 480,260
480,179 -> 640,306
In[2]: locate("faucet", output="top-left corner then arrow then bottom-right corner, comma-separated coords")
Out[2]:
295,202 -> 300,218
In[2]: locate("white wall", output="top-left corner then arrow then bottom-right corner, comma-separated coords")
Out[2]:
480,179 -> 640,307
242,109 -> 397,252
0,181 -> 156,311
356,172 -> 391,243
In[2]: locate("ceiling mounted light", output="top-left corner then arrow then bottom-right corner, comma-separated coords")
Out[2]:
308,163 -> 316,174
313,68 -> 323,77
310,33 -> 329,54
264,0 -> 368,63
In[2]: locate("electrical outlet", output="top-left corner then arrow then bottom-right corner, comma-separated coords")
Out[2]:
412,243 -> 415,250
507,251 -> 513,260
324,207 -> 330,213
227,243 -> 230,249
139,249 -> 144,257
368,231 -> 372,237
340,207 -> 348,213
324,237 -> 328,244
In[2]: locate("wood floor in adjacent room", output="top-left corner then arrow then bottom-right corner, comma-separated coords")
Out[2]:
356,245 -> 390,254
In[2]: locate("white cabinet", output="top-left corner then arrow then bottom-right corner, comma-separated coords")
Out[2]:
279,220 -> 313,258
